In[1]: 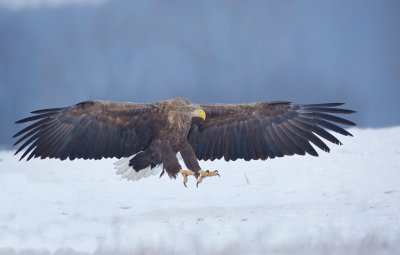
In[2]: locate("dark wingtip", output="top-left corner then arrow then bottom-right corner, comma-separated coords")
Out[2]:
15,151 -> 25,161
302,103 -> 344,108
15,116 -> 37,124
347,120 -> 357,126
15,119 -> 26,124
12,129 -> 26,138
31,107 -> 63,114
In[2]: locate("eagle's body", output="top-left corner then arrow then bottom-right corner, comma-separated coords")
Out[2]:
14,98 -> 355,186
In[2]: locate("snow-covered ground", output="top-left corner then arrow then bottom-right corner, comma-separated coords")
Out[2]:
0,127 -> 399,255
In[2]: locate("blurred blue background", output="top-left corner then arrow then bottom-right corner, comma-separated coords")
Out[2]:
1,0 -> 399,147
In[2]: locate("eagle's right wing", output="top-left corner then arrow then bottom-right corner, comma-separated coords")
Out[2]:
13,100 -> 158,161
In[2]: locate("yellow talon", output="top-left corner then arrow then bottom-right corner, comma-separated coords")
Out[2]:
196,170 -> 220,187
180,169 -> 195,187
180,169 -> 220,187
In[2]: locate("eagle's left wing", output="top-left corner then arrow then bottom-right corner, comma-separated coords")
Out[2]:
188,102 -> 355,161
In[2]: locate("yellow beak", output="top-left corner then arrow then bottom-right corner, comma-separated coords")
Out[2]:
192,109 -> 206,120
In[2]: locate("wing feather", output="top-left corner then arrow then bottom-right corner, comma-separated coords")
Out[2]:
188,102 -> 355,161
14,100 -> 157,161
276,123 -> 305,155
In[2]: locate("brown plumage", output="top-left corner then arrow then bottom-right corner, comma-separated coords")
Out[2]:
13,98 -> 356,181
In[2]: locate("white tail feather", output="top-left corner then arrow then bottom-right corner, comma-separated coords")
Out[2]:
114,154 -> 162,181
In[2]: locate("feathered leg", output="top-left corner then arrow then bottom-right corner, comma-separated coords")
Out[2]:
160,141 -> 182,179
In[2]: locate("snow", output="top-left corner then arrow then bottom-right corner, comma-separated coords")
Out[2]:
0,127 -> 399,254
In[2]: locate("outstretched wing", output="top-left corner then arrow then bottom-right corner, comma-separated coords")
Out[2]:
13,100 -> 158,161
188,102 -> 356,161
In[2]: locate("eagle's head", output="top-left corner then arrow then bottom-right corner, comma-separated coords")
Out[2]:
164,98 -> 206,121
